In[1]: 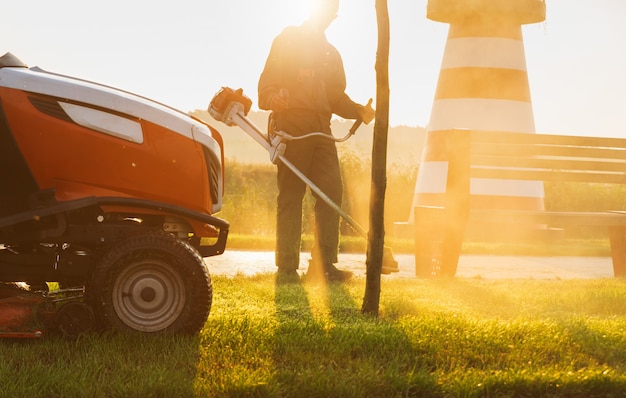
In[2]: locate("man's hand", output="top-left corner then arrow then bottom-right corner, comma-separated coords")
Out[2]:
359,98 -> 375,124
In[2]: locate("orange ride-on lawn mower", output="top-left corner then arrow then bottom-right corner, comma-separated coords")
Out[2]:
0,53 -> 229,337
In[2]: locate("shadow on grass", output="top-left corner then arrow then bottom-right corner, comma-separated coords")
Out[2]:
272,276 -> 442,397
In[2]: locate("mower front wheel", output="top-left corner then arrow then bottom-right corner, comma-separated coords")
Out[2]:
90,231 -> 212,334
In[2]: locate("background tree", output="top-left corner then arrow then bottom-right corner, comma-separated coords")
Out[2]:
362,0 -> 390,316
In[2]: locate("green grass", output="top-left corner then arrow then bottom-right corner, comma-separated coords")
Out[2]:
2,276 -> 626,397
226,233 -> 613,257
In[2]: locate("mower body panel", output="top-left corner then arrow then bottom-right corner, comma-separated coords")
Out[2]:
0,65 -> 224,215
0,54 -> 229,287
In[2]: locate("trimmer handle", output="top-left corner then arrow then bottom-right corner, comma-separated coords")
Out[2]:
349,119 -> 362,136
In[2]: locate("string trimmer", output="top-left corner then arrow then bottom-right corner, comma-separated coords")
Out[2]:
208,87 -> 399,274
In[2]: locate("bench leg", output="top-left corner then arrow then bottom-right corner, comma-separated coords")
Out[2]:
609,226 -> 626,277
414,206 -> 464,278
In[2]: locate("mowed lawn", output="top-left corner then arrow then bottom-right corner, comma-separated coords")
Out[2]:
1,274 -> 625,397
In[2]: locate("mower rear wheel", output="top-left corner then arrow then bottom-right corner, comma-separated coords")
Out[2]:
90,231 -> 212,334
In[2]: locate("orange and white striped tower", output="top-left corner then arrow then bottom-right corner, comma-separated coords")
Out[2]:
411,0 -> 546,218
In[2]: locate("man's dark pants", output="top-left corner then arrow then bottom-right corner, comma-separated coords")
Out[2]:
275,135 -> 342,271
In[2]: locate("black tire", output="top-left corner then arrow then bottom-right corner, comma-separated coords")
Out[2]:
89,231 -> 212,334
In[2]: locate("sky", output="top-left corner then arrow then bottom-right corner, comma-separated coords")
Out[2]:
2,0 -> 625,137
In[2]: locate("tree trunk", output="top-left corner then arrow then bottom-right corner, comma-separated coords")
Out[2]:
362,0 -> 390,316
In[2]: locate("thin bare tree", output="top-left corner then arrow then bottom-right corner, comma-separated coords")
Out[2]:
362,0 -> 390,316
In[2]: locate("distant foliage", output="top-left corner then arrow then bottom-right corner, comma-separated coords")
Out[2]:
545,182 -> 626,212
220,161 -> 277,236
544,182 -> 626,238
219,152 -> 418,237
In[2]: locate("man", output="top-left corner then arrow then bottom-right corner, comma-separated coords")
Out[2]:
258,0 -> 375,282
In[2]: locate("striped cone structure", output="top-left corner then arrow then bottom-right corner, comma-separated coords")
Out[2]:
412,0 -> 547,223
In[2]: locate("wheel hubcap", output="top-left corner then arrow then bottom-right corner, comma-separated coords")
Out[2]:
112,259 -> 186,332
140,286 -> 157,302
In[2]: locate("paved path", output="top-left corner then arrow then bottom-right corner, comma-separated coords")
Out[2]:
205,250 -> 615,279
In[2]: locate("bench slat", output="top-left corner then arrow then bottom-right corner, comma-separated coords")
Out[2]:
472,142 -> 626,161
467,209 -> 626,226
471,155 -> 626,172
471,130 -> 626,149
470,168 -> 626,184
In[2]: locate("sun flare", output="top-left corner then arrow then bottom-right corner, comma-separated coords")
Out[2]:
276,0 -> 311,26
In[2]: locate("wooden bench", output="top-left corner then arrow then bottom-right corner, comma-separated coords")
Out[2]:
414,129 -> 626,278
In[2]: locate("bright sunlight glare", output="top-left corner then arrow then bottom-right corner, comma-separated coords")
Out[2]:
276,1 -> 311,26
